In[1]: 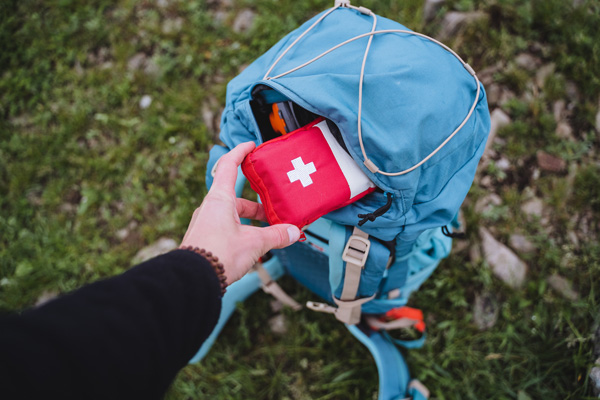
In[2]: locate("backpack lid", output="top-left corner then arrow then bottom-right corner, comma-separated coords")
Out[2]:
219,5 -> 491,241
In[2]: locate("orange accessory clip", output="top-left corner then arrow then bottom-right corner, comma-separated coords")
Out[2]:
381,306 -> 426,333
269,103 -> 288,136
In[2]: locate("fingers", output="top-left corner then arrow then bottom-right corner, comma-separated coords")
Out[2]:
254,224 -> 301,254
236,198 -> 267,222
211,142 -> 256,192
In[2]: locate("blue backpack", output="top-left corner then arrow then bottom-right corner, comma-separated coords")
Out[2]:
191,2 -> 490,399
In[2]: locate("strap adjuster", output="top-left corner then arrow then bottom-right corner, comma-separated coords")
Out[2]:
342,234 -> 370,267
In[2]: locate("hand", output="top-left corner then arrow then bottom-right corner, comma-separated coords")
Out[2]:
181,142 -> 301,285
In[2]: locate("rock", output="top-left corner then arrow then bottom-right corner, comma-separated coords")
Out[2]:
473,292 -> 499,330
547,274 -> 579,301
480,227 -> 527,288
232,9 -> 255,33
270,300 -> 284,313
536,150 -> 566,173
128,53 -> 146,71
424,0 -> 445,22
479,175 -> 493,188
496,157 -> 510,171
515,53 -> 541,71
553,100 -> 567,123
486,83 -> 502,106
268,314 -> 288,335
509,233 -> 536,254
475,193 -> 502,214
439,11 -> 486,40
162,17 -> 183,34
478,62 -> 502,86
556,122 -> 574,140
116,221 -> 138,241
535,63 -> 555,88
35,290 -> 58,307
590,360 -> 600,397
565,81 -> 579,102
521,197 -> 544,217
486,109 -> 511,157
132,237 -> 178,264
139,95 -> 152,109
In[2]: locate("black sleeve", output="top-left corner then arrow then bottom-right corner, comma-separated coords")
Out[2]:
0,249 -> 222,400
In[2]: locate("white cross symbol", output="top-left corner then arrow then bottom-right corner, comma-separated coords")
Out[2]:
287,157 -> 317,187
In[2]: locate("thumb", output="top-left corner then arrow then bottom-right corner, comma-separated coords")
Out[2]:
257,224 -> 301,252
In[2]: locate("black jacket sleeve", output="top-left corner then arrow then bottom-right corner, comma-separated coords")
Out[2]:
0,249 -> 222,400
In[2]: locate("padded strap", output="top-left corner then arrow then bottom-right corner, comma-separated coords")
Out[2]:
254,262 -> 302,311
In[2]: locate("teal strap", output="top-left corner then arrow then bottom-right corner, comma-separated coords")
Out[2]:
382,330 -> 426,349
259,89 -> 290,104
328,221 -> 347,295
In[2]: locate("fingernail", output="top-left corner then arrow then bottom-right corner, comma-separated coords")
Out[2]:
287,226 -> 300,243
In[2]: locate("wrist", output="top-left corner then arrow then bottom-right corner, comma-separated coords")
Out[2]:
179,246 -> 228,296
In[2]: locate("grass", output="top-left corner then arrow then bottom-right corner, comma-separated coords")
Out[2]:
1,0 -> 599,398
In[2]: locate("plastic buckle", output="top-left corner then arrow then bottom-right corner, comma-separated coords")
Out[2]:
334,0 -> 351,7
342,234 -> 370,267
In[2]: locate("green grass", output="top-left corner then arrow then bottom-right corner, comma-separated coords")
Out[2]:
2,0 -> 600,398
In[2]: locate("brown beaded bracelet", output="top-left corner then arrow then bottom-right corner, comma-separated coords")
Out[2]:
179,246 -> 227,296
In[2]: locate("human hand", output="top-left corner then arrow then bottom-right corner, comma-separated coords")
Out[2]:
181,142 -> 301,286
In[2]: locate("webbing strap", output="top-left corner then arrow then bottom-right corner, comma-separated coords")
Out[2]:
340,227 -> 370,300
254,263 -> 302,311
307,294 -> 375,325
365,316 -> 421,331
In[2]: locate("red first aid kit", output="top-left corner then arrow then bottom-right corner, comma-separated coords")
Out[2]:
241,118 -> 376,229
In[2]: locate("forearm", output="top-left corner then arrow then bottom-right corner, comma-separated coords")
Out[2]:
0,250 -> 221,400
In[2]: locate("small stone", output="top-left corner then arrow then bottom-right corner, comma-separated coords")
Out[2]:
521,197 -> 544,217
535,63 -> 555,88
479,175 -> 493,188
509,234 -> 536,254
486,109 -> 511,157
536,150 -> 566,173
232,9 -> 255,33
547,274 -> 579,301
556,122 -> 574,140
480,227 -> 527,288
590,361 -> 600,397
424,0 -> 445,22
565,81 -> 579,102
270,300 -> 284,313
496,157 -> 510,171
473,292 -> 499,330
162,17 -> 183,34
127,53 -> 146,71
439,11 -> 486,40
139,95 -> 152,109
486,83 -> 502,106
35,290 -> 58,307
515,53 -> 541,71
553,100 -> 567,123
531,168 -> 541,181
143,57 -> 160,76
132,237 -> 178,264
475,193 -> 502,214
116,228 -> 130,240
567,230 -> 579,246
268,314 -> 288,335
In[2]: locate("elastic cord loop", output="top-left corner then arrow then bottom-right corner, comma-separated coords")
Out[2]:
264,8 -> 482,177
357,192 -> 393,226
